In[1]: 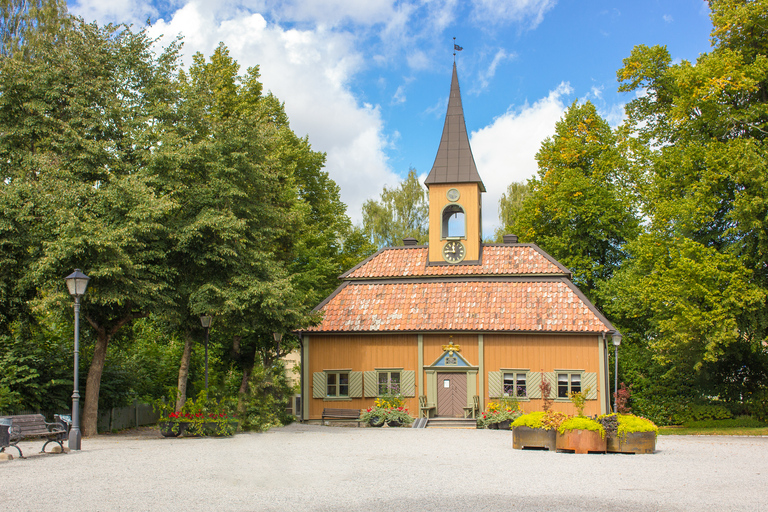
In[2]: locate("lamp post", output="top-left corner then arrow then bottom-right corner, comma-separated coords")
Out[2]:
65,269 -> 90,451
612,331 -> 623,413
200,314 -> 212,390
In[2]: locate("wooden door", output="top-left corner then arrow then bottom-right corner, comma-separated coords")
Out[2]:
436,373 -> 467,418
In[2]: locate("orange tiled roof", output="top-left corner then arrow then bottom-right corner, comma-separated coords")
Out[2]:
343,245 -> 568,279
308,279 -> 611,333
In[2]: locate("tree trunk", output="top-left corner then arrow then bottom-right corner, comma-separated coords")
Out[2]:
237,354 -> 256,416
82,328 -> 109,437
82,313 -> 139,437
176,330 -> 194,412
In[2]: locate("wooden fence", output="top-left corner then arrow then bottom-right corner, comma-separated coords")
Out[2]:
1,402 -> 160,433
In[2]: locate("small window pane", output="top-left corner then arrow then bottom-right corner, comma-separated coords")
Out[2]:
571,374 -> 581,394
390,372 -> 401,394
503,373 -> 515,396
516,373 -> 527,398
557,373 -> 568,398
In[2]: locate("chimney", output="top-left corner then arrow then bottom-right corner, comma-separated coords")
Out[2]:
403,237 -> 418,246
503,234 -> 518,244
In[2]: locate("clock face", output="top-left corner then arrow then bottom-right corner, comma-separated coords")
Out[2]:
446,188 -> 460,202
443,240 -> 466,263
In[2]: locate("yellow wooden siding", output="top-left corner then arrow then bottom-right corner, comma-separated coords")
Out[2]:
308,334 -> 419,420
482,334 -> 603,416
427,183 -> 482,263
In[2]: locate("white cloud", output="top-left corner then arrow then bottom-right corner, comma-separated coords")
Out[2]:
472,0 -> 558,29
392,85 -> 407,105
470,82 -> 573,237
476,48 -> 515,91
663,14 -> 673,23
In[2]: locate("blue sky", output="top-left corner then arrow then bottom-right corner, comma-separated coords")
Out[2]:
70,0 -> 713,237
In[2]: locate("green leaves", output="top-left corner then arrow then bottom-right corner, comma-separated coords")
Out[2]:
362,168 -> 428,248
515,101 -> 640,305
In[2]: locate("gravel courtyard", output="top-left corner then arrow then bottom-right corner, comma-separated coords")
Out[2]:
1,423 -> 766,511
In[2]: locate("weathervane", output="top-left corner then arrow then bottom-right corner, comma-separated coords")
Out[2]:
453,37 -> 463,62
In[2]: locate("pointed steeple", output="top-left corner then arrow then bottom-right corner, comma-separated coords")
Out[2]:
424,62 -> 485,192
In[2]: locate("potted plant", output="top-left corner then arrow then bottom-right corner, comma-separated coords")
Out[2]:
155,390 -> 238,437
599,413 -> 658,454
385,406 -> 414,427
362,389 -> 413,427
556,416 -> 607,453
361,407 -> 386,427
511,410 -> 566,450
480,401 -> 521,429
555,387 -> 607,453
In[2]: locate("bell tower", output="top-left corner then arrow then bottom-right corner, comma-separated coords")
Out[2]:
424,62 -> 485,265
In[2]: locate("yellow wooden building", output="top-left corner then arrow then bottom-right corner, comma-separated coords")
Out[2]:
297,63 -> 618,423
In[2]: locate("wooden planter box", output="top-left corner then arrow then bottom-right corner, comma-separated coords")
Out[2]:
606,431 -> 656,454
513,426 -> 557,451
556,429 -> 607,454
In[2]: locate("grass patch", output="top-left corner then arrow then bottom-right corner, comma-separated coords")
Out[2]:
659,426 -> 768,436
659,417 -> 768,436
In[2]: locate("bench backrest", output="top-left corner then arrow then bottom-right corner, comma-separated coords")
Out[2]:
1,414 -> 49,435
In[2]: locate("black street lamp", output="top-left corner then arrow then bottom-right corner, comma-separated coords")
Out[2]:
65,269 -> 90,451
200,314 -> 212,390
612,331 -> 623,413
273,332 -> 283,357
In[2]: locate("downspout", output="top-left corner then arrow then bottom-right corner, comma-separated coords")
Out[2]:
603,332 -> 610,414
298,333 -> 304,423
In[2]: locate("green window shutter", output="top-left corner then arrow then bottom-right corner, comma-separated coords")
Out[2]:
312,372 -> 327,399
400,371 -> 416,397
544,372 -> 557,400
349,372 -> 363,398
583,372 -> 598,400
527,371 -> 542,399
364,371 -> 378,398
488,371 -> 502,398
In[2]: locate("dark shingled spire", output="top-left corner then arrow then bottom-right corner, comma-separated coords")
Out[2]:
424,62 -> 485,191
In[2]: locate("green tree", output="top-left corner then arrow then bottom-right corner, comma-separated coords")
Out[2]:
0,0 -> 67,59
606,0 -> 768,403
0,19 -> 182,435
362,168 -> 428,248
515,101 -> 640,305
495,181 -> 531,241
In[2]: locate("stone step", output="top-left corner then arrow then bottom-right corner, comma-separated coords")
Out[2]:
424,417 -> 477,429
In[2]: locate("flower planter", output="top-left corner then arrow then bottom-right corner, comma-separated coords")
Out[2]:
487,422 -> 499,430
498,419 -> 512,430
513,426 -> 557,451
606,431 -> 656,454
556,429 -> 607,454
386,419 -> 403,427
368,417 -> 385,428
158,421 -> 180,438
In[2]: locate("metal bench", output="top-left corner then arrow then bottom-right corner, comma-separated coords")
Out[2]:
418,395 -> 436,418
0,414 -> 71,458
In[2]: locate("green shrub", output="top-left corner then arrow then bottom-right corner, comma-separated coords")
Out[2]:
750,389 -> 768,423
682,416 -> 767,428
617,414 -> 658,439
558,416 -> 606,438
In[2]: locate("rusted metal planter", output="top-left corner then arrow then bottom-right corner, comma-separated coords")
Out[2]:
606,431 -> 656,454
556,429 -> 607,454
513,426 -> 557,451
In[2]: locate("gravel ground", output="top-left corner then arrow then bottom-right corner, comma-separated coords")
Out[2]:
1,424 -> 766,512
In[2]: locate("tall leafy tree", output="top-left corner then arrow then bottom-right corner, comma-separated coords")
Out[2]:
0,19 -> 182,435
495,181 -> 531,241
361,168 -> 428,248
0,0 -> 67,59
515,101 -> 640,306
606,0 -> 768,398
